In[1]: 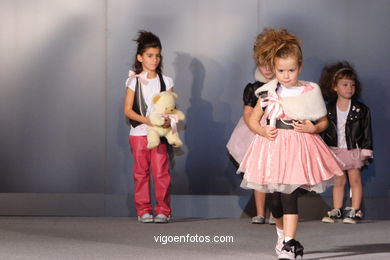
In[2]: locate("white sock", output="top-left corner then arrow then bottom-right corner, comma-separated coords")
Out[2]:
276,227 -> 284,239
284,236 -> 293,243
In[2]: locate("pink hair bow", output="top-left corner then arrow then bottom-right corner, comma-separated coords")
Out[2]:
260,91 -> 283,128
126,70 -> 149,86
161,114 -> 179,134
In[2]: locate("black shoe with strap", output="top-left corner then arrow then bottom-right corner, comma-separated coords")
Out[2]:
279,239 -> 304,259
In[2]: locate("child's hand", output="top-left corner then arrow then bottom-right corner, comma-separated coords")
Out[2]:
293,120 -> 315,133
145,118 -> 153,126
262,126 -> 278,140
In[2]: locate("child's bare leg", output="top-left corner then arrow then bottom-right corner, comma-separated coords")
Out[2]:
254,191 -> 266,217
283,214 -> 298,239
333,174 -> 346,209
348,168 -> 362,210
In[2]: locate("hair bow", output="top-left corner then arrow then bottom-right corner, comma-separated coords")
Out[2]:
126,70 -> 149,86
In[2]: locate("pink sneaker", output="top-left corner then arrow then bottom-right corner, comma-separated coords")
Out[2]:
278,249 -> 295,260
275,237 -> 284,256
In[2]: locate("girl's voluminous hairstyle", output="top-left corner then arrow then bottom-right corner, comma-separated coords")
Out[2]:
133,30 -> 163,74
319,61 -> 361,100
253,29 -> 274,67
254,28 -> 303,70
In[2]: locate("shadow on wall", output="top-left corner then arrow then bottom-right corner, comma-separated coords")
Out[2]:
185,57 -> 219,194
0,16 -> 105,193
172,52 -> 240,196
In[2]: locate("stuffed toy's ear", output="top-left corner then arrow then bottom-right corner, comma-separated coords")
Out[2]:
152,94 -> 161,104
171,92 -> 178,99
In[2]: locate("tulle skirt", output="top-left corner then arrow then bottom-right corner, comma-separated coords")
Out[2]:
329,147 -> 373,171
238,129 -> 344,194
226,117 -> 255,163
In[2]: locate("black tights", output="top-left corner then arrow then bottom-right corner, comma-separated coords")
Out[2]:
270,188 -> 303,218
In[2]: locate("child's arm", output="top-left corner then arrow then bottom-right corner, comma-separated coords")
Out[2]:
124,88 -> 152,126
243,105 -> 254,126
248,99 -> 278,140
293,116 -> 328,134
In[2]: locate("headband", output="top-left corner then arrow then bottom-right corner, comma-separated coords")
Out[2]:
333,67 -> 353,83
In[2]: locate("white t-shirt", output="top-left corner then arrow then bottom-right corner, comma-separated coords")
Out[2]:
277,85 -> 305,97
336,100 -> 351,148
126,74 -> 174,136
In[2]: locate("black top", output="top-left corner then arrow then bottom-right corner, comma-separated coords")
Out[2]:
321,99 -> 373,150
243,81 -> 265,107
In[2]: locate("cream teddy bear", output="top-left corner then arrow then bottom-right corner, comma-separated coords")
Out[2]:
147,91 -> 185,149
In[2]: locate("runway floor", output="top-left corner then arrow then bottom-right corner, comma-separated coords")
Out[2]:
0,217 -> 389,260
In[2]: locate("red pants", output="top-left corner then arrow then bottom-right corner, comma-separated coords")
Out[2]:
129,136 -> 171,216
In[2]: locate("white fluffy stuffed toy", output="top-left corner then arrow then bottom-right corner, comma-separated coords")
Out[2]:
147,91 -> 185,149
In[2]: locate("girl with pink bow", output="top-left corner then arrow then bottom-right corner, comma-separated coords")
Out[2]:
124,31 -> 174,224
238,29 -> 343,259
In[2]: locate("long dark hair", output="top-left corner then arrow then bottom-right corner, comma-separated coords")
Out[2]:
133,30 -> 163,74
319,61 -> 361,101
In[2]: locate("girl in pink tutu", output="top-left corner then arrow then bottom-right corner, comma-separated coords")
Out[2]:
319,61 -> 373,225
238,29 -> 343,259
227,29 -> 276,225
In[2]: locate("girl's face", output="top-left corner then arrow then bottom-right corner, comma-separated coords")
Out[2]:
333,77 -> 355,100
274,56 -> 301,87
137,47 -> 161,74
258,63 -> 274,80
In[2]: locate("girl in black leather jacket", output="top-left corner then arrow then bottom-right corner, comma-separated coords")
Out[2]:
319,61 -> 373,224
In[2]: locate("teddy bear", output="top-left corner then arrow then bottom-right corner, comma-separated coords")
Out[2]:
147,91 -> 185,149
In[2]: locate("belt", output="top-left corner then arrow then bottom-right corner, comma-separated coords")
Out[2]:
267,119 -> 294,129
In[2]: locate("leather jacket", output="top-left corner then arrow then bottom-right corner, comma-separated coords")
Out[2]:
321,99 -> 373,150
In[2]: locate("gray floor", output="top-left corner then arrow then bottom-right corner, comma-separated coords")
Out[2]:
0,217 -> 389,260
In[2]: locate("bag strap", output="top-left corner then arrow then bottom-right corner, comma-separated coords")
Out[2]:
135,78 -> 148,117
129,78 -> 148,127
158,73 -> 166,91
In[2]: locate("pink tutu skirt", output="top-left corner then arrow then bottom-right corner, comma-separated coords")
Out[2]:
329,147 -> 373,171
226,117 -> 255,163
238,129 -> 344,194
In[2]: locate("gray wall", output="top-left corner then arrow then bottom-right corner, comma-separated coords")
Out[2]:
0,0 -> 106,193
1,0 -> 389,218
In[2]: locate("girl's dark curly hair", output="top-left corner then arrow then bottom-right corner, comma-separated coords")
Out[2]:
133,30 -> 163,74
319,61 -> 361,101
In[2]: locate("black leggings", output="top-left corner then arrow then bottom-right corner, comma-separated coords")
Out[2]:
270,188 -> 303,218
